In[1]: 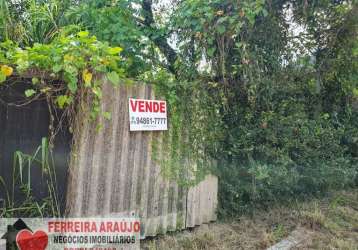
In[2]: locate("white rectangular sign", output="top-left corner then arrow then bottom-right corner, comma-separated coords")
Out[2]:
129,98 -> 167,131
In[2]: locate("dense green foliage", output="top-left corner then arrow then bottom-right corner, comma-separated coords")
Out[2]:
168,0 -> 358,215
0,31 -> 125,123
0,0 -> 357,217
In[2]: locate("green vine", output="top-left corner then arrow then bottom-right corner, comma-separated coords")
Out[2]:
0,31 -> 125,125
142,70 -> 212,187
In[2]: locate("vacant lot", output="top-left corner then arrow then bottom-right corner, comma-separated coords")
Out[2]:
142,189 -> 358,250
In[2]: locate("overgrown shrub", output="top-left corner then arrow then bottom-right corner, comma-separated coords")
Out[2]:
217,111 -> 357,216
214,78 -> 358,216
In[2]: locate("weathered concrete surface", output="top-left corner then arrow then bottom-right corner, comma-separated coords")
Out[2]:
66,81 -> 218,237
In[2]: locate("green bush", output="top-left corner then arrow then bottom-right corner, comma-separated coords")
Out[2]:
216,102 -> 358,217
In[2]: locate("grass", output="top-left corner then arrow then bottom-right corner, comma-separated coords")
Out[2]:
0,137 -> 60,217
141,189 -> 358,250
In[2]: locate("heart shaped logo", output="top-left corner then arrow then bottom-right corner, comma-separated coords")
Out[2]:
16,229 -> 48,250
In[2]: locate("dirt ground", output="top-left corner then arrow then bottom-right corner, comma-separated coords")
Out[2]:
141,189 -> 358,250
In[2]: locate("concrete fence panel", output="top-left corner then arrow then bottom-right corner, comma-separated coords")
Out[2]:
66,80 -> 218,237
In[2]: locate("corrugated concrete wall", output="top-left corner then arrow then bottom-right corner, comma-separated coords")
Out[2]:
65,80 -> 218,237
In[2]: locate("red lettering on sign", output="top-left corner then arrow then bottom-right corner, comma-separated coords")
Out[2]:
138,101 -> 145,112
153,102 -> 159,112
145,101 -> 152,112
160,102 -> 165,113
130,99 -> 137,112
129,99 -> 166,113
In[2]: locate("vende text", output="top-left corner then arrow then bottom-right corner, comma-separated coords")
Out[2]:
129,99 -> 166,113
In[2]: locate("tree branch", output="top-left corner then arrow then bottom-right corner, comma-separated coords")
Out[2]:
142,0 -> 178,75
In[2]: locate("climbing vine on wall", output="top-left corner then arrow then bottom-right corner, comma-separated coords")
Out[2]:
0,31 -> 125,135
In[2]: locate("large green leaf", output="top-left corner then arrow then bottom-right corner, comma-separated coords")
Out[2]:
106,71 -> 120,85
